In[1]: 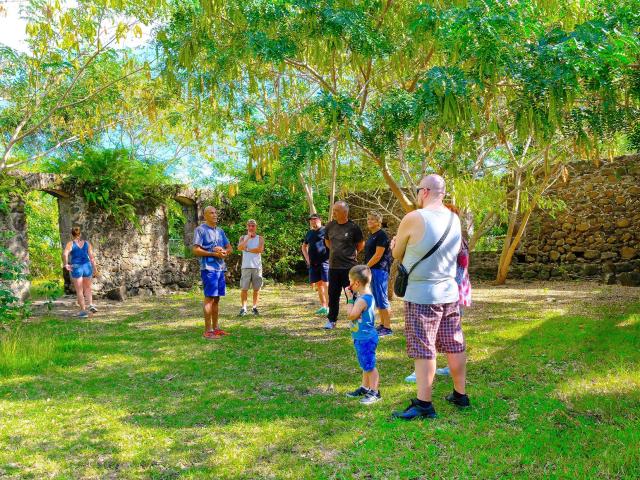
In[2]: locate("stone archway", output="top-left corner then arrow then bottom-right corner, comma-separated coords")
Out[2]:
1,173 -> 212,301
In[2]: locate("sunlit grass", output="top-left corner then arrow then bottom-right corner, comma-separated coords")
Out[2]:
0,282 -> 638,478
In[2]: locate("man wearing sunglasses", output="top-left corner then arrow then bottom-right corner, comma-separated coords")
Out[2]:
390,174 -> 469,420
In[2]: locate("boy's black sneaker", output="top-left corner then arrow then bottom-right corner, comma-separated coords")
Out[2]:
346,386 -> 369,398
445,392 -> 470,408
252,307 -> 259,316
392,399 -> 437,420
375,324 -> 384,332
378,327 -> 393,337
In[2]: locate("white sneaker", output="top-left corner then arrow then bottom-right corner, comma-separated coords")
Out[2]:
360,391 -> 381,405
436,367 -> 450,376
88,304 -> 98,313
404,371 -> 416,383
323,320 -> 336,330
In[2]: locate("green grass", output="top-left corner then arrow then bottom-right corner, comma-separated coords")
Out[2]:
29,278 -> 64,301
0,282 -> 639,479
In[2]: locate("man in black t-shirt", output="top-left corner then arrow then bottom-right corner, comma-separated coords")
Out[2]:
323,201 -> 364,329
301,213 -> 330,315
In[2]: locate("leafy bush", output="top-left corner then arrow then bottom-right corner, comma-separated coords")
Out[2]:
51,148 -> 173,226
25,192 -> 62,280
220,176 -> 328,280
0,240 -> 30,323
0,174 -> 25,214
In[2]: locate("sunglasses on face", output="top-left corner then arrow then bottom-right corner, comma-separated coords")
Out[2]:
416,187 -> 431,195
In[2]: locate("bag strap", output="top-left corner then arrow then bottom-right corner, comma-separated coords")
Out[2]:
406,211 -> 454,276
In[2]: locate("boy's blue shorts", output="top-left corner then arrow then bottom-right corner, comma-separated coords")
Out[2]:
371,269 -> 390,309
353,336 -> 379,372
71,262 -> 93,279
201,270 -> 226,298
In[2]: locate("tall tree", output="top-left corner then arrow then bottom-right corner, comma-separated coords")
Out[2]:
158,0 -> 640,282
0,0 -> 165,173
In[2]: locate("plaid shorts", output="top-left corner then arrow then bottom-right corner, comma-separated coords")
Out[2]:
404,301 -> 465,359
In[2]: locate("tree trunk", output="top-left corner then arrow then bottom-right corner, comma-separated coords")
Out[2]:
329,142 -> 338,221
495,200 -> 538,284
377,156 -> 414,213
299,173 -> 316,215
496,171 -> 522,284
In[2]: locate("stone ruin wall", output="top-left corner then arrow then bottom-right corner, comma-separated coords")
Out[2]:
346,154 -> 640,286
0,172 -> 216,301
510,154 -> 640,286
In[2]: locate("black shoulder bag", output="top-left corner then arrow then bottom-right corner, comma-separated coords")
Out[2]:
394,211 -> 454,297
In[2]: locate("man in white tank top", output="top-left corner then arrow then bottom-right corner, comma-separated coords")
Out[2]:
390,174 -> 470,420
238,219 -> 265,316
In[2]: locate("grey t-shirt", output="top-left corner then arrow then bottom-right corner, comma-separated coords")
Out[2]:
325,220 -> 363,269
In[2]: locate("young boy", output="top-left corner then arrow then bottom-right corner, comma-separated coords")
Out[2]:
345,265 -> 381,405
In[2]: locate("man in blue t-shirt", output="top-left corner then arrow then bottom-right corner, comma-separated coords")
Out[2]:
301,213 -> 329,315
192,206 -> 232,340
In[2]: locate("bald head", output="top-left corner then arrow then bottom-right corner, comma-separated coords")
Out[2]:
422,174 -> 446,194
417,174 -> 446,208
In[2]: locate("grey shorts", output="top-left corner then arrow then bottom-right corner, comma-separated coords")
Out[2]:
240,268 -> 263,290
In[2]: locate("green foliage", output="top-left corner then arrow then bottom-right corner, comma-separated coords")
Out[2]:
0,174 -> 25,213
52,149 -> 173,226
30,279 -> 65,308
279,131 -> 329,180
0,240 -> 30,323
24,192 -> 62,280
221,175 -> 329,279
167,200 -> 194,258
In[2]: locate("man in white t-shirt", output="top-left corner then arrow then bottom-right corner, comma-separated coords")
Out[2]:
237,219 -> 265,316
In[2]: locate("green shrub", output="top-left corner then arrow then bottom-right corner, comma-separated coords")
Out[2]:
25,192 -> 62,279
221,176 -> 328,280
0,240 -> 30,323
51,148 -> 173,226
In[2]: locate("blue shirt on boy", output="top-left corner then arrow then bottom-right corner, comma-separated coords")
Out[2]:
193,224 -> 229,271
350,294 -> 378,340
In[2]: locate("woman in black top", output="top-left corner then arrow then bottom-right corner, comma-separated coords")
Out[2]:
364,211 -> 393,336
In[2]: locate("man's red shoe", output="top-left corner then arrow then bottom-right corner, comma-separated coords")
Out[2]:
203,330 -> 218,339
213,328 -> 228,336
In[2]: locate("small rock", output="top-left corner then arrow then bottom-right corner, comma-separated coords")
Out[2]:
105,286 -> 127,302
616,218 -> 631,228
618,272 -> 640,287
582,264 -> 600,276
602,272 -> 617,285
576,223 -> 590,232
621,247 -> 637,260
584,250 -> 600,260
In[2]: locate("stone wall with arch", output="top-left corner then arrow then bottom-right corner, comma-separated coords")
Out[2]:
1,172 -> 217,301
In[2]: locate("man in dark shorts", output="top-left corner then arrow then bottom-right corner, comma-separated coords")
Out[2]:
323,201 -> 364,329
192,206 -> 233,339
390,174 -> 468,419
301,213 -> 329,315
